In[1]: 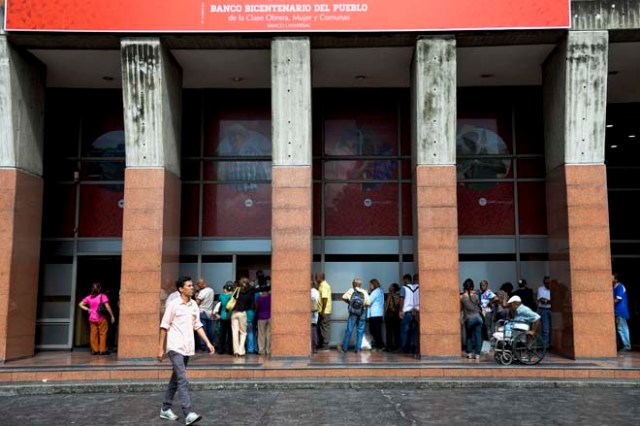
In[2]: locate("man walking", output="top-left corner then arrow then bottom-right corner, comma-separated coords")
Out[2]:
613,273 -> 632,351
158,276 -> 215,425
337,278 -> 370,353
537,276 -> 552,348
316,272 -> 332,350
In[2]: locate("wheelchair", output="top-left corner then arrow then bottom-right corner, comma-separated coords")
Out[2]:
490,319 -> 546,365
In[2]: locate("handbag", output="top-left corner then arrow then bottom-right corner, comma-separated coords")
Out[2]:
98,302 -> 109,316
226,288 -> 240,311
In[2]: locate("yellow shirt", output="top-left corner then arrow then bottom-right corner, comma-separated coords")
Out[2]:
318,280 -> 332,314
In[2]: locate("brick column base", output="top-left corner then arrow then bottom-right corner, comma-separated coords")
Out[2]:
118,169 -> 181,359
0,169 -> 43,362
271,167 -> 312,358
415,166 -> 461,358
547,165 -> 616,359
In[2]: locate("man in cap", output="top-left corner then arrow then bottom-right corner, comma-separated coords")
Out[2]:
508,295 -> 541,333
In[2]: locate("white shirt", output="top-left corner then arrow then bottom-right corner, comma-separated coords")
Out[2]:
537,286 -> 551,309
197,287 -> 215,319
311,288 -> 320,325
160,297 -> 203,356
166,291 -> 180,308
401,284 -> 420,312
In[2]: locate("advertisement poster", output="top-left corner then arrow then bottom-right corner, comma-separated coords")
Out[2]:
5,0 -> 570,32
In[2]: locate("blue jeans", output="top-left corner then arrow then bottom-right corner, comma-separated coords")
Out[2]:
197,312 -> 213,351
616,315 -> 631,350
538,308 -> 552,348
400,312 -> 417,352
246,321 -> 257,353
465,316 -> 483,355
342,314 -> 365,352
162,351 -> 192,416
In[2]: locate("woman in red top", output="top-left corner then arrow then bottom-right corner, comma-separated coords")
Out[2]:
79,282 -> 115,355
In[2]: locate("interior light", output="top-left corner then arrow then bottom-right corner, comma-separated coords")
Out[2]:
610,145 -> 618,149
355,75 -> 367,80
629,135 -> 636,138
606,124 -> 613,128
231,77 -> 244,82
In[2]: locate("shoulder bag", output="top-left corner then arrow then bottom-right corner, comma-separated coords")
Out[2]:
226,288 -> 240,311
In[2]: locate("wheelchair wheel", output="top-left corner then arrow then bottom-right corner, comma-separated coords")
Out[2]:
500,350 -> 513,366
493,340 -> 513,365
512,332 -> 546,365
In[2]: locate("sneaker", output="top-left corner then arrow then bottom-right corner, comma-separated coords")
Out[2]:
336,345 -> 344,353
160,408 -> 179,421
466,353 -> 473,359
185,412 -> 202,425
474,354 -> 481,360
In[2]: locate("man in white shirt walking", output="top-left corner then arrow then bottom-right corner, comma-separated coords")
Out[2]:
158,276 -> 214,425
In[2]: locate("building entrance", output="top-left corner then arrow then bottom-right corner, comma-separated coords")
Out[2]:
235,255 -> 271,283
73,256 -> 121,350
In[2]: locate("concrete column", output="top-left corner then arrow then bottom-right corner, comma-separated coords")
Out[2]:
542,31 -> 615,359
0,37 -> 46,362
1,2 -> 5,35
411,36 -> 460,358
119,38 -> 182,359
270,38 -> 312,358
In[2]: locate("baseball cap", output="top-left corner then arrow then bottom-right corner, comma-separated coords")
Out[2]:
507,295 -> 522,304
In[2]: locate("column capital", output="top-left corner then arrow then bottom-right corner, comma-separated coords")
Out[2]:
121,38 -> 182,176
271,37 -> 311,167
412,37 -> 456,167
0,37 -> 46,176
543,30 -> 608,170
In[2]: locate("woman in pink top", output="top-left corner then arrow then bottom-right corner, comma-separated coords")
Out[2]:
79,282 -> 115,355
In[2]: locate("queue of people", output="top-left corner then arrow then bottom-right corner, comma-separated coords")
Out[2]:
164,273 -> 273,359
460,276 -> 551,359
157,271 -> 631,372
310,272 -> 421,356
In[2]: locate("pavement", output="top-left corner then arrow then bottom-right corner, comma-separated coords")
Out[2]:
1,385 -> 640,425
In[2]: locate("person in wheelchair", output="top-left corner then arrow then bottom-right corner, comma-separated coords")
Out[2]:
507,295 -> 541,334
492,295 -> 546,365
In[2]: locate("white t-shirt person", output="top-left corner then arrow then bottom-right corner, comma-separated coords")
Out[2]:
197,286 -> 215,319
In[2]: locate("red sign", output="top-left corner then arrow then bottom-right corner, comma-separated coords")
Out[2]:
5,0 -> 570,32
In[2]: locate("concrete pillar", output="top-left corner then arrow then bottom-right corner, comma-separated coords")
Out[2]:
0,3 -> 5,35
0,37 -> 46,362
270,38 -> 312,358
542,31 -> 615,359
411,36 -> 460,358
119,38 -> 182,359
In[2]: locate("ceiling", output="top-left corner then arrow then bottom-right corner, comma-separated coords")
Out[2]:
29,42 -> 640,103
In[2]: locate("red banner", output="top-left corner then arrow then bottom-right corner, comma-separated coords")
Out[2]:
5,0 -> 570,32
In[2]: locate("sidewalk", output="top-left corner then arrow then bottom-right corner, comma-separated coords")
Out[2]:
1,349 -> 639,388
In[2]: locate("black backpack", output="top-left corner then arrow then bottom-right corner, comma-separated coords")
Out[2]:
348,289 -> 365,317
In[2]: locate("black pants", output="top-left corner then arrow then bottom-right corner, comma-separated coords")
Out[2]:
385,313 -> 400,350
369,316 -> 384,349
219,319 -> 232,354
317,314 -> 331,349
